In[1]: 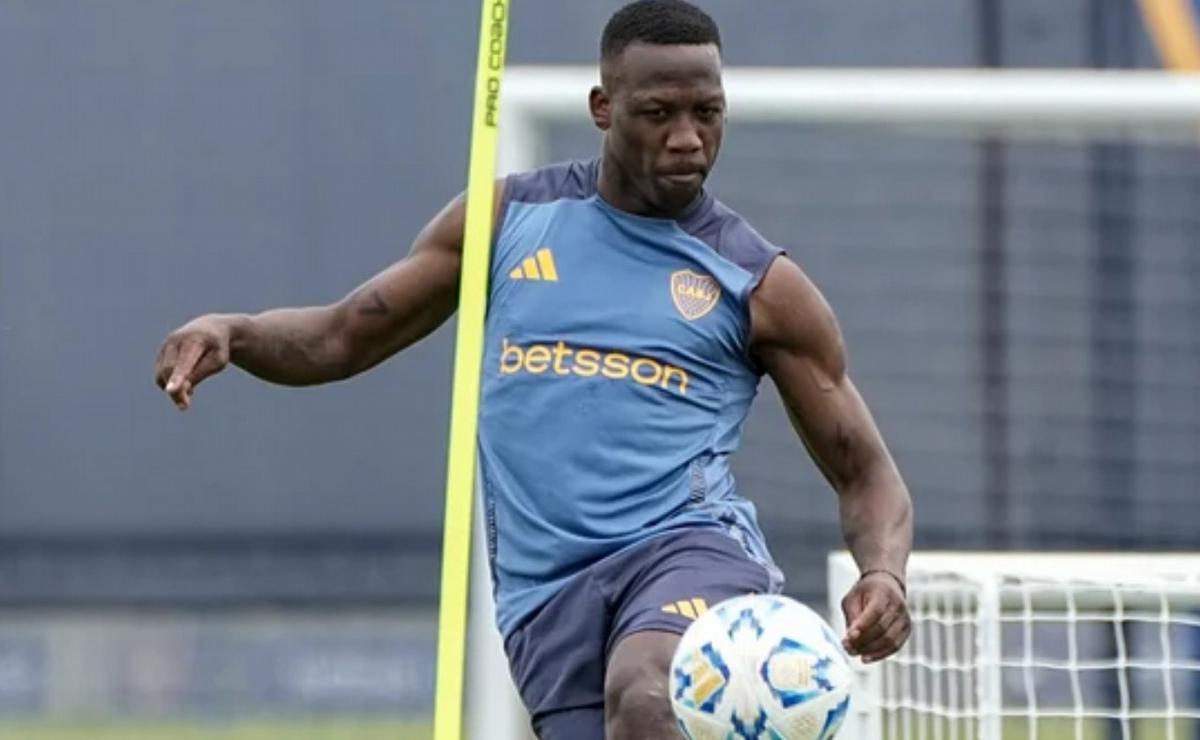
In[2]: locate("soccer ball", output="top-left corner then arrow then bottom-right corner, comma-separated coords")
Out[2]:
669,594 -> 853,740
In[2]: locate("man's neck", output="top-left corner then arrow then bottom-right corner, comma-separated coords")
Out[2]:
596,155 -> 702,220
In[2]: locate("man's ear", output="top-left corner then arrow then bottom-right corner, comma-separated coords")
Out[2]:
589,85 -> 612,131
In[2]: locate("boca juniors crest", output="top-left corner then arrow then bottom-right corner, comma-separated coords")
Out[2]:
670,270 -> 721,320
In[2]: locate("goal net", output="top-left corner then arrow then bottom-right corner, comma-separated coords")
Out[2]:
829,553 -> 1200,740
468,66 -> 1200,740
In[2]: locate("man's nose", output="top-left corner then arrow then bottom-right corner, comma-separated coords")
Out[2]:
665,119 -> 702,153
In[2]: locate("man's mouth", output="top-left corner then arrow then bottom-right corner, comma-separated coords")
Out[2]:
659,172 -> 704,187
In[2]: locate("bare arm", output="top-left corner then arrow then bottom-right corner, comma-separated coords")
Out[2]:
155,184 -> 499,408
750,256 -> 913,662
229,194 -> 467,385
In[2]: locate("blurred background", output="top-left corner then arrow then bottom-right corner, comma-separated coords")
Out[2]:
0,1 -> 1197,737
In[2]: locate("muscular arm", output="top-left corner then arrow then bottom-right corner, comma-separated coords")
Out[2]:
750,256 -> 913,660
155,183 -> 502,406
228,194 -> 468,385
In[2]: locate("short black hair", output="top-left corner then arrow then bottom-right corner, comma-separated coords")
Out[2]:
600,0 -> 722,61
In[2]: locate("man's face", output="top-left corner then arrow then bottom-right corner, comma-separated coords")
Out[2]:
592,42 -> 725,215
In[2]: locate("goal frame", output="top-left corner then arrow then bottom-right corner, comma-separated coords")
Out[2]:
828,552 -> 1200,740
498,66 -> 1200,175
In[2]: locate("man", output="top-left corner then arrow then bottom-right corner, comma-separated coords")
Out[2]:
154,1 -> 913,737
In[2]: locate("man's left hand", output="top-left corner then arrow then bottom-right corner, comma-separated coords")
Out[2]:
840,571 -> 911,663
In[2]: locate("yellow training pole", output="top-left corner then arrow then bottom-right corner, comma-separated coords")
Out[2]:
433,1 -> 509,739
1137,0 -> 1200,70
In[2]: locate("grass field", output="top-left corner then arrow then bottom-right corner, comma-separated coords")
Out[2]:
1002,718 -> 1197,740
890,716 -> 1198,740
0,718 -> 432,740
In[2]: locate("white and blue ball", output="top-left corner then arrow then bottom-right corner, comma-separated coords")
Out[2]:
669,594 -> 853,740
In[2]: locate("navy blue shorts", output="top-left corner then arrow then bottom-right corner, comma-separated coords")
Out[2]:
502,527 -> 778,740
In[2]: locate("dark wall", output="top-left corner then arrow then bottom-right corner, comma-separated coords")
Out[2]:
0,1 -> 1194,606
0,2 -> 469,537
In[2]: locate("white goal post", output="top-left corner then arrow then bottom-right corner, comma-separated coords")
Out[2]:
466,66 -> 1200,740
829,553 -> 1200,740
499,66 -> 1200,173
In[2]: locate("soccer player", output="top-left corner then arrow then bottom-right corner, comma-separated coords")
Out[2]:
153,1 -> 913,737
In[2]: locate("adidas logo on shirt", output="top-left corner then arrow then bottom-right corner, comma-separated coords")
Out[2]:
509,248 -> 559,281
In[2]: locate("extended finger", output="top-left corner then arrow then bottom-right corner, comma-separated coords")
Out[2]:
175,349 -> 224,408
155,340 -> 179,390
173,379 -> 194,411
167,346 -> 209,410
166,340 -> 206,395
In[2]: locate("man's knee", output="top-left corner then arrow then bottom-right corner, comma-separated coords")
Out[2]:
604,633 -> 681,739
605,661 -> 677,736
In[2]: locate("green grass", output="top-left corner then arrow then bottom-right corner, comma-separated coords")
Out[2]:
1003,718 -> 1197,740
0,717 -> 432,740
887,715 -> 1197,740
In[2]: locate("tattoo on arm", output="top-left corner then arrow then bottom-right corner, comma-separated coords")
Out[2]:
835,423 -> 853,462
356,289 -> 389,317
829,422 -> 870,489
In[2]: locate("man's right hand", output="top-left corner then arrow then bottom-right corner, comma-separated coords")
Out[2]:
148,183 -> 495,406
154,314 -> 238,410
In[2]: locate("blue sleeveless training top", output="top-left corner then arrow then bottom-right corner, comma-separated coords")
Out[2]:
479,159 -> 784,636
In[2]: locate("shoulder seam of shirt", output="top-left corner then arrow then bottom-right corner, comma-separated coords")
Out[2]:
494,159 -> 598,245
680,196 -> 784,299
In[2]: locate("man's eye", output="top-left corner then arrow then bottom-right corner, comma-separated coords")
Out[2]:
697,107 -> 722,119
642,109 -> 668,119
